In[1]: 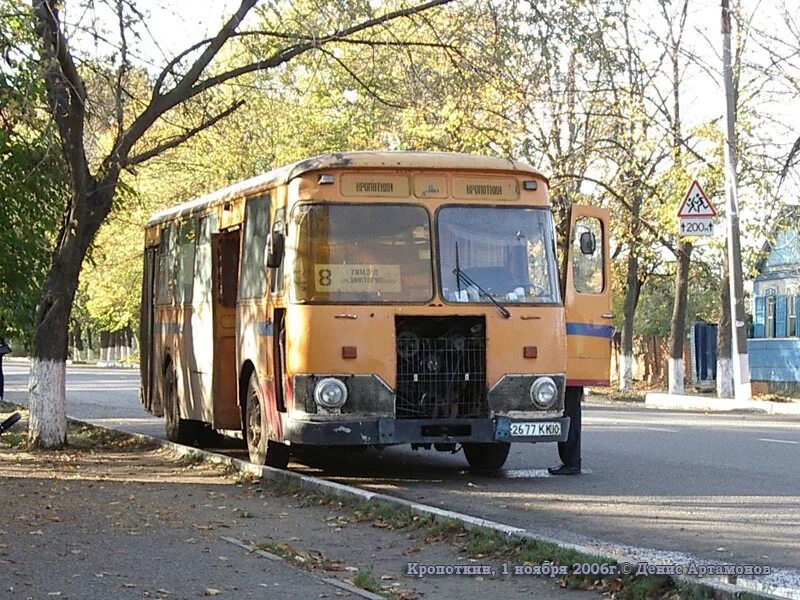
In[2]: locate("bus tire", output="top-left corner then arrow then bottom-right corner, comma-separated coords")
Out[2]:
164,366 -> 197,445
463,442 -> 510,471
245,372 -> 290,469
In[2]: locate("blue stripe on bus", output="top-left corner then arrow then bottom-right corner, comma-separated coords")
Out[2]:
566,322 -> 614,339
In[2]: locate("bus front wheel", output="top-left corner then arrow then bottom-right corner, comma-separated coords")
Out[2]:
245,372 -> 290,469
463,442 -> 510,471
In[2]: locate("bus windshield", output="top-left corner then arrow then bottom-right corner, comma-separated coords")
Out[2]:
438,206 -> 560,304
292,203 -> 433,303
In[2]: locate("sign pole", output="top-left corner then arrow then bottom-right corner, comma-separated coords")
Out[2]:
721,0 -> 752,401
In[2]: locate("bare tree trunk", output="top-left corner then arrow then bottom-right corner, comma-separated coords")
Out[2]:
100,330 -> 110,363
86,326 -> 94,362
619,248 -> 641,391
29,246 -> 82,446
668,240 -> 692,394
74,322 -> 83,362
28,184 -> 114,448
717,251 -> 733,397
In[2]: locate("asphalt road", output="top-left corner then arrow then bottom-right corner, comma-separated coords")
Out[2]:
4,360 -> 799,585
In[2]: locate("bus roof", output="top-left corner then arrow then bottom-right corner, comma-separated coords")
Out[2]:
145,151 -> 546,227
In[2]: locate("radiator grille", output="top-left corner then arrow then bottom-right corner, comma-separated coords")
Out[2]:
395,317 -> 487,419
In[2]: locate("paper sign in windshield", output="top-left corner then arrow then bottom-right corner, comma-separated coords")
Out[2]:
315,264 -> 402,293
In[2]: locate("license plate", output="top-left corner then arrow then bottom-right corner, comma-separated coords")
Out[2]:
510,422 -> 561,437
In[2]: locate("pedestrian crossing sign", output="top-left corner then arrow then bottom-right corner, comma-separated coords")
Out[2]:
677,180 -> 716,218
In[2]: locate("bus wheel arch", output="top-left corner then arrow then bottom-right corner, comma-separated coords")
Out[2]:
238,361 -> 256,431
162,355 -> 198,444
241,365 -> 290,469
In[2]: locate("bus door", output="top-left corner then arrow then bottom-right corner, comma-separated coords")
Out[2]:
139,245 -> 158,412
188,215 -> 217,422
564,206 -> 613,386
269,207 -> 287,413
211,228 -> 242,428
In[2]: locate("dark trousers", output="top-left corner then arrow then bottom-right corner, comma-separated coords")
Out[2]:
558,386 -> 583,469
0,355 -> 4,399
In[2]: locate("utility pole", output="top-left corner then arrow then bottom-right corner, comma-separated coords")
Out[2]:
721,0 -> 752,401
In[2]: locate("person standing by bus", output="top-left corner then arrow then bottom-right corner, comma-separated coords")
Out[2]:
548,387 -> 582,475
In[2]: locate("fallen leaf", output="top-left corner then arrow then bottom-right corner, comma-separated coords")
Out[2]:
204,589 -> 221,596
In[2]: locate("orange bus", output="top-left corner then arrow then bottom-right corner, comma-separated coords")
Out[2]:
139,152 -> 611,470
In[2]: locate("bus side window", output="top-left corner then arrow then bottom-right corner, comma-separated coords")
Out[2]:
157,225 -> 176,304
193,215 -> 218,306
572,217 -> 604,294
175,218 -> 197,304
240,194 -> 271,299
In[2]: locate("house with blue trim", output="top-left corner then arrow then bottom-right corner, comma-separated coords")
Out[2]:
749,207 -> 800,395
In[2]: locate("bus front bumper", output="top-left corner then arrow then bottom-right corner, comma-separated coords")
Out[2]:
283,416 -> 570,446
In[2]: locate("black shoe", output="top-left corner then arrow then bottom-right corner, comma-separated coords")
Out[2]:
547,464 -> 581,476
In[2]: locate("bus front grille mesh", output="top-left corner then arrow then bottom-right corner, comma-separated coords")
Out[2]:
395,316 -> 487,419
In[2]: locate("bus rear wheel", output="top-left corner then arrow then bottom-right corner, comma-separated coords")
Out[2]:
245,372 -> 290,469
463,442 -> 510,471
164,366 -> 198,445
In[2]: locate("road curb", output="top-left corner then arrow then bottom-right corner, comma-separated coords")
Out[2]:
645,393 -> 800,415
65,418 -> 793,600
220,536 -> 386,600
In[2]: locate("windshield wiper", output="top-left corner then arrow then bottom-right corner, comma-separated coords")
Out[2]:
453,243 -> 511,319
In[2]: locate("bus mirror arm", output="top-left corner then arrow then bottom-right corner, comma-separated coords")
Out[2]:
266,232 -> 285,269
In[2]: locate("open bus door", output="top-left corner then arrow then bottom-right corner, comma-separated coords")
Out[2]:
211,229 -> 242,428
564,206 -> 613,387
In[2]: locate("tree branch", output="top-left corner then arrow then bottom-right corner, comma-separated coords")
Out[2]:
122,100 -> 245,169
168,0 -> 257,95
114,0 -> 128,139
112,0 -> 452,175
152,28 -> 457,96
32,0 -> 89,187
558,172 -> 677,256
317,47 -> 406,109
186,0 -> 453,101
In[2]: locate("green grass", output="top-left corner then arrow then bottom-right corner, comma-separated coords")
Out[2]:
352,569 -> 383,594
175,452 -> 205,466
353,500 -> 419,529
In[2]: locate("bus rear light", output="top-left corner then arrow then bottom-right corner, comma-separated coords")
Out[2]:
342,346 -> 357,359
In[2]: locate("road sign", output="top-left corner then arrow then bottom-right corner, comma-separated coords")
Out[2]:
679,217 -> 714,236
677,180 -> 716,218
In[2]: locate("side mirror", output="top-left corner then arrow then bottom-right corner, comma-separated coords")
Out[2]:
266,231 -> 284,268
579,230 -> 596,255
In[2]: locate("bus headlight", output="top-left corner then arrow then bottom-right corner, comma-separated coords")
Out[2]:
314,378 -> 348,409
530,377 -> 557,409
